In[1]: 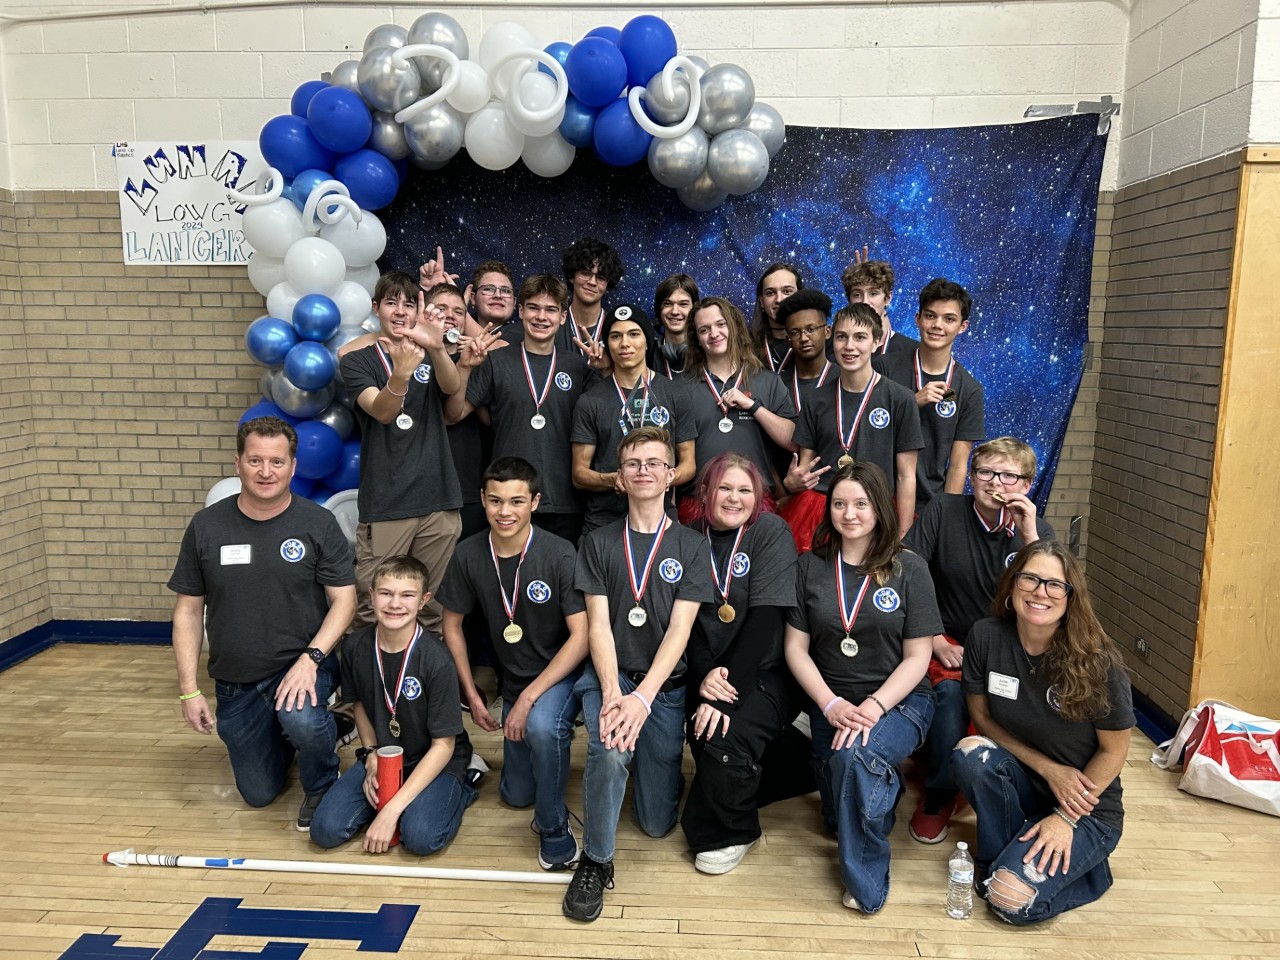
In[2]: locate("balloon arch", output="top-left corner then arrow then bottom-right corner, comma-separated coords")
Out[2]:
225,13 -> 784,508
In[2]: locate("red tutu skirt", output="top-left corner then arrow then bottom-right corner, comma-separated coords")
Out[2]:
778,488 -> 826,554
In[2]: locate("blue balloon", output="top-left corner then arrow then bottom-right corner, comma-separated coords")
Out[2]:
585,25 -> 622,45
334,149 -> 400,210
564,38 -> 628,108
593,98 -> 653,167
288,168 -> 334,213
294,421 -> 343,480
245,315 -> 299,365
284,341 -> 337,391
259,114 -> 336,179
321,439 -> 361,491
618,15 -> 678,89
309,485 -> 339,504
290,474 -> 316,497
241,399 -> 298,426
559,96 -> 599,148
293,294 -> 342,342
290,79 -> 330,118
307,85 -> 373,153
540,40 -> 573,78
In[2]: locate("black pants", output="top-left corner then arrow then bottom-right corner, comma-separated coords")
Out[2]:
681,669 -> 815,853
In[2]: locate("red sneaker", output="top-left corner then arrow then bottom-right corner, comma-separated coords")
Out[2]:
909,797 -> 956,844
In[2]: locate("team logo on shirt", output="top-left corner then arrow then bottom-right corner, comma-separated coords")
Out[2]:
1045,685 -> 1062,714
555,372 -> 573,391
659,558 -> 683,583
649,405 -> 671,426
279,538 -> 306,562
731,552 -> 750,576
935,400 -> 957,418
869,407 -> 890,429
414,364 -> 432,383
873,587 -> 900,612
1005,552 -> 1018,567
401,677 -> 422,700
526,580 -> 552,604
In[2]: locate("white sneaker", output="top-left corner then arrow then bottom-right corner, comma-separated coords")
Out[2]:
842,891 -> 860,910
694,839 -> 757,875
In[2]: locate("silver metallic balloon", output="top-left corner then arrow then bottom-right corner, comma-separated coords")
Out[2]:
707,129 -> 770,195
687,55 -> 711,73
363,23 -> 408,53
741,102 -> 786,158
404,102 -> 465,166
677,169 -> 728,212
647,127 -> 709,189
272,377 -> 334,419
643,70 -> 692,125
358,45 -> 422,114
411,154 -> 450,171
368,110 -> 410,160
331,59 -> 362,96
407,12 -> 469,92
698,63 -> 755,136
314,400 -> 356,441
259,367 -> 281,400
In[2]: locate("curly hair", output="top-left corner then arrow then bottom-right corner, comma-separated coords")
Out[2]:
562,237 -> 625,290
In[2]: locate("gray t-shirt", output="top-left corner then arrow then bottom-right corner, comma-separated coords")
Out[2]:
786,548 -> 942,703
167,496 -> 355,684
962,616 -> 1134,828
575,517 -> 713,674
683,367 -> 796,490
466,346 -> 590,514
435,527 -> 586,700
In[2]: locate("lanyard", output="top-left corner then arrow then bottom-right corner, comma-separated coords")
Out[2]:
375,624 -> 422,724
707,526 -> 747,604
973,500 -> 1015,537
835,558 -> 872,638
836,372 -> 880,455
877,329 -> 894,355
613,372 -> 652,430
913,350 -> 956,392
570,305 -> 605,353
766,342 -> 793,372
521,345 -> 556,414
702,368 -> 743,415
790,361 -> 832,412
489,527 -> 535,623
624,518 -> 670,607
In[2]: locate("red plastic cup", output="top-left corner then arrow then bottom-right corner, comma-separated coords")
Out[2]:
376,745 -> 404,848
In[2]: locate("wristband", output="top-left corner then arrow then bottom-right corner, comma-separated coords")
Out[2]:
868,695 -> 888,717
177,690 -> 202,701
628,690 -> 652,715
747,398 -> 762,415
384,381 -> 408,397
1052,807 -> 1079,829
822,695 -> 846,719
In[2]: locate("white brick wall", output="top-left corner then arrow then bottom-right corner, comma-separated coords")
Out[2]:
1,1 -> 1134,191
1252,9 -> 1280,140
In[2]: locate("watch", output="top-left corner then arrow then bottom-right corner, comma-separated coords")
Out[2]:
302,647 -> 325,665
355,746 -> 376,763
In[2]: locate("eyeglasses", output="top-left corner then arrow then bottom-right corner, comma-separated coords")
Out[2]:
1012,572 -> 1072,599
620,459 -> 671,475
786,324 -> 827,341
974,466 -> 1027,486
477,284 -> 514,298
575,269 -> 608,284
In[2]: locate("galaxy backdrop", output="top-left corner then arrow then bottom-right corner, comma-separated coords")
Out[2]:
381,115 -> 1107,508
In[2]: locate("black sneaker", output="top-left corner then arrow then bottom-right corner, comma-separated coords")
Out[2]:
334,712 -> 358,748
562,856 -> 614,922
296,790 -> 327,832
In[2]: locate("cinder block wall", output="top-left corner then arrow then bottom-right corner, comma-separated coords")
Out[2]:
1088,152 -> 1240,720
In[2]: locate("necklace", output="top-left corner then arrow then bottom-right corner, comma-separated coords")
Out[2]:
1019,643 -> 1045,676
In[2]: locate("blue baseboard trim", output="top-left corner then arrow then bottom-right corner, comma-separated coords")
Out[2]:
0,619 -> 171,672
1132,687 -> 1177,744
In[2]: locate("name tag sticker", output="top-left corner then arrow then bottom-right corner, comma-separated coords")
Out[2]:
221,544 -> 252,565
988,672 -> 1019,700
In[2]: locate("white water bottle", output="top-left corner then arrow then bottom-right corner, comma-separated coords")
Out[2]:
946,841 -> 974,919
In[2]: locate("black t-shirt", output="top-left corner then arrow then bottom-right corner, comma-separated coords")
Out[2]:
792,374 -> 924,493
904,494 -> 1055,641
556,304 -> 607,356
962,616 -> 1134,828
466,346 -> 591,515
571,372 -> 696,530
435,528 -> 586,700
575,517 -> 713,673
649,337 -> 688,379
682,367 -> 796,493
341,624 -> 471,778
340,343 -> 462,522
787,549 -> 942,703
167,496 -> 355,684
693,513 -> 798,665
870,328 -> 920,367
447,410 -> 484,506
762,336 -> 792,373
878,351 -> 985,508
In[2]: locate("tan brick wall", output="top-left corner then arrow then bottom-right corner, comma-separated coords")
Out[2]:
1088,153 -> 1240,720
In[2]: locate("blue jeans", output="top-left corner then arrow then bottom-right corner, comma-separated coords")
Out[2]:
576,665 -> 686,863
214,655 -> 340,807
923,679 -> 967,796
309,758 -> 477,854
951,737 -> 1119,924
500,670 -> 583,835
810,691 -> 933,913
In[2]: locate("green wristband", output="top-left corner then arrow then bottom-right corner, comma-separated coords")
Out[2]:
177,690 -> 203,701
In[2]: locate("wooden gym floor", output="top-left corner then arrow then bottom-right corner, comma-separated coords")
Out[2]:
1,643 -> 1277,959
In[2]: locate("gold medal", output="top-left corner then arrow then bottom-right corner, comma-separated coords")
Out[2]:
941,388 -> 957,402
388,717 -> 401,738
837,454 -> 854,469
717,603 -> 736,623
502,621 -> 523,643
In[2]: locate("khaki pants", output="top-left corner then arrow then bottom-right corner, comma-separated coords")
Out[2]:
354,511 -> 462,633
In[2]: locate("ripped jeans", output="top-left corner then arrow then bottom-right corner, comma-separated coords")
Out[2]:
951,737 -> 1120,925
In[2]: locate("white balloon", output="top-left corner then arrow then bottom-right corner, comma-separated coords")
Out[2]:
464,101 -> 525,170
247,254 -> 287,297
506,68 -> 565,137
266,281 -> 303,323
283,236 -> 347,295
242,198 -> 306,258
319,210 -> 387,267
478,21 -> 538,95
331,280 -> 377,327
346,263 -> 381,296
447,60 -> 491,114
522,130 -> 575,177
204,477 -> 242,508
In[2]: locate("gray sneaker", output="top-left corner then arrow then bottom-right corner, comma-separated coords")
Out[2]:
296,790 -> 327,832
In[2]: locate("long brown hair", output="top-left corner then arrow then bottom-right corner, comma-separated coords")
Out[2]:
810,461 -> 901,585
991,540 -> 1125,722
684,296 -> 763,385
